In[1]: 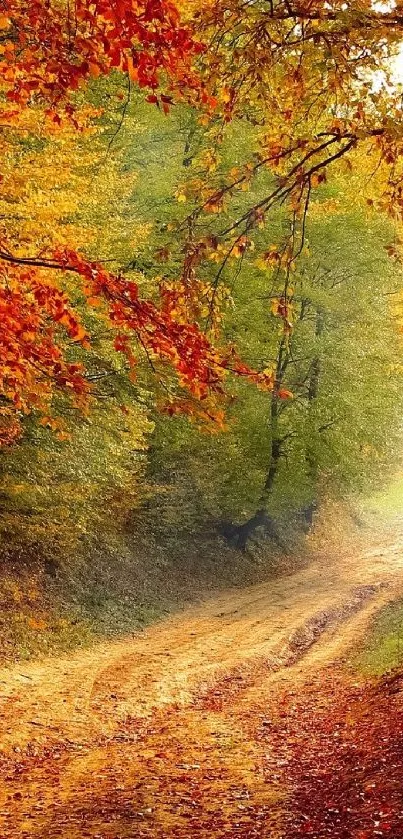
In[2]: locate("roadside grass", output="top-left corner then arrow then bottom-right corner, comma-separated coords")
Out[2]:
353,598 -> 403,676
350,474 -> 403,675
362,474 -> 403,520
0,521 -> 295,664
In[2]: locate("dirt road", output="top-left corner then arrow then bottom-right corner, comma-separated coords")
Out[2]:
1,518 -> 403,838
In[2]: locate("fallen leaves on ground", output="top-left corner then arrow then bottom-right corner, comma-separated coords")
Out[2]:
2,661 -> 403,837
258,667 -> 403,838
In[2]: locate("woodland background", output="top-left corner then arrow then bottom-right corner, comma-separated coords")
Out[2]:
2,0 -> 403,662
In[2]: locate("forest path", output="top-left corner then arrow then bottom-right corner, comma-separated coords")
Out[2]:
1,516 -> 403,837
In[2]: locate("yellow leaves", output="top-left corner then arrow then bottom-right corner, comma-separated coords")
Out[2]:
0,14 -> 11,29
270,295 -> 294,334
329,118 -> 345,136
0,102 -> 140,271
256,244 -> 281,271
39,416 -> 60,432
310,172 -> 327,189
220,88 -> 232,104
208,242 -> 226,263
231,236 -> 254,258
196,148 -> 220,173
175,189 -> 187,203
341,157 -> 353,174
270,298 -> 281,316
308,198 -> 341,219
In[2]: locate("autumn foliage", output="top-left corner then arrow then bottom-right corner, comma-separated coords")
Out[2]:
0,0 -> 201,108
0,0 -> 276,444
3,0 -> 403,444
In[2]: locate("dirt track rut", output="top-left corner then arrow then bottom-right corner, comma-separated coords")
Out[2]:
1,519 -> 403,837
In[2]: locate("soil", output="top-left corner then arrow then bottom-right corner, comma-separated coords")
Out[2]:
1,516 -> 403,837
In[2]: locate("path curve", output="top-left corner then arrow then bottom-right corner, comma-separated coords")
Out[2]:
1,518 -> 403,837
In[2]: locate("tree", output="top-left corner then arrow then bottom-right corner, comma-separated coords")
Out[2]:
2,0 -> 403,467
186,0 -> 403,243
137,104 -> 403,548
151,1 -> 403,387
0,0 -> 276,446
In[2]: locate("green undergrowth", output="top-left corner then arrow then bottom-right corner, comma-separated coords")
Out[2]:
362,475 -> 403,520
0,516 -> 302,664
352,598 -> 403,677
351,475 -> 403,676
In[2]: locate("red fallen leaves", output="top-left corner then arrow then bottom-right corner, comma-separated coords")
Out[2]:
259,667 -> 403,838
3,649 -> 403,837
0,701 -> 278,839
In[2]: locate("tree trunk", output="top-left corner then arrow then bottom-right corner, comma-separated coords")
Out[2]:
220,508 -> 285,553
303,306 -> 324,529
222,339 -> 288,551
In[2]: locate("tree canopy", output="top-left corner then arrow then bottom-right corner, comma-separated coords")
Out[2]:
2,0 -> 403,447
0,1 -> 403,555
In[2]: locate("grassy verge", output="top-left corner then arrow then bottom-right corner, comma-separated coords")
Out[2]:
361,474 -> 403,520
352,599 -> 403,676
0,517 -> 302,664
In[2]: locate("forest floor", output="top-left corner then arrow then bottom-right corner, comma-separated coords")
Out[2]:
1,514 -> 403,837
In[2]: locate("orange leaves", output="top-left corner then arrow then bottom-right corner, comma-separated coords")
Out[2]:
197,148 -> 220,173
205,196 -> 224,214
0,0 -> 290,443
30,278 -> 89,346
231,236 -> 254,259
0,261 -> 91,443
277,388 -> 293,400
68,255 -> 216,401
0,412 -> 21,446
27,616 -> 47,630
126,54 -> 139,83
310,172 -> 327,189
89,62 -> 102,80
270,294 -> 294,334
53,249 -> 273,408
0,0 -> 202,119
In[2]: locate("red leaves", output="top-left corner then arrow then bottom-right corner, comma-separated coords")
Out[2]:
57,248 -> 275,407
0,0 -> 276,443
261,667 -> 403,838
0,0 -> 202,113
0,245 -> 276,443
0,264 -> 90,442
0,0 -> 278,442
